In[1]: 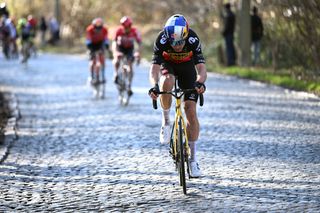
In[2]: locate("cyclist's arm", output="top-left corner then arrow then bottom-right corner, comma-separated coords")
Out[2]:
195,63 -> 207,83
149,31 -> 165,86
149,63 -> 161,86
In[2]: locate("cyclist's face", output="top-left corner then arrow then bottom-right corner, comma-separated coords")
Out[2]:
171,42 -> 185,52
124,26 -> 131,34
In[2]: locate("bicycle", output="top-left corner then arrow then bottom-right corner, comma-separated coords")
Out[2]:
89,49 -> 105,99
152,77 -> 204,195
116,53 -> 132,106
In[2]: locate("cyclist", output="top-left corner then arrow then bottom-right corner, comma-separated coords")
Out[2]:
148,14 -> 207,178
112,16 -> 142,96
86,17 -> 111,84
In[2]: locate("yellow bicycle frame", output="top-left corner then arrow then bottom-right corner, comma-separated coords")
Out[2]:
172,97 -> 191,158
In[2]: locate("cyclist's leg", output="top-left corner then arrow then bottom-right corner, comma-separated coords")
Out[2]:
159,69 -> 174,110
176,61 -> 201,176
88,50 -> 95,81
158,64 -> 175,144
125,48 -> 135,93
99,50 -> 106,82
184,100 -> 199,142
112,45 -> 123,83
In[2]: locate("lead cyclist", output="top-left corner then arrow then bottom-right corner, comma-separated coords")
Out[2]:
148,14 -> 207,178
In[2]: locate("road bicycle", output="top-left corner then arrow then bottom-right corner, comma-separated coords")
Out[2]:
116,54 -> 133,106
152,77 -> 204,195
89,50 -> 105,99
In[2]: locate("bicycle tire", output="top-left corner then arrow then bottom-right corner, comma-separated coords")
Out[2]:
178,117 -> 187,194
118,64 -> 130,106
118,70 -> 126,105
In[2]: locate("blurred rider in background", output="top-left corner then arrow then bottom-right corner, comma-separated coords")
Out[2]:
112,16 -> 142,97
86,17 -> 111,84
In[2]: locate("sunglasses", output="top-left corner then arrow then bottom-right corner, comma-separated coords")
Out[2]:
170,39 -> 185,46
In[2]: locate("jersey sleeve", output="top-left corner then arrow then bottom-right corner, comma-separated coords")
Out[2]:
188,29 -> 205,64
151,31 -> 166,65
113,27 -> 121,40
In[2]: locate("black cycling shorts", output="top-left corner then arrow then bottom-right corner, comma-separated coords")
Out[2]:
89,43 -> 104,60
117,45 -> 134,62
160,60 -> 198,102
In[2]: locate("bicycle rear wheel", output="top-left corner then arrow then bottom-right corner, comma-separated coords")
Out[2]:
177,117 -> 187,194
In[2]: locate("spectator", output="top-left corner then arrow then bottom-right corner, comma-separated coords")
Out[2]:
222,3 -> 236,66
251,6 -> 263,66
48,16 -> 60,45
0,2 -> 9,18
39,16 -> 47,46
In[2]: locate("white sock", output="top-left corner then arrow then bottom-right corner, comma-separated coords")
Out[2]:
189,140 -> 197,162
162,109 -> 170,126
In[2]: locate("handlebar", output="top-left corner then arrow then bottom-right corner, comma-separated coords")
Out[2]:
152,88 -> 204,109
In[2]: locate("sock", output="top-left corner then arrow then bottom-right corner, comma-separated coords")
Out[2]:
162,109 -> 170,126
189,140 -> 197,162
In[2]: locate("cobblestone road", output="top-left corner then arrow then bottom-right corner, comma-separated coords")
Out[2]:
0,54 -> 320,212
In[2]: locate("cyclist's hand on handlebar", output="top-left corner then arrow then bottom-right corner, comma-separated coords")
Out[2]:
148,84 -> 160,100
194,81 -> 206,94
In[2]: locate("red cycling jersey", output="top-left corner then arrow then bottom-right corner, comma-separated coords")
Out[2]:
114,26 -> 141,49
86,25 -> 108,44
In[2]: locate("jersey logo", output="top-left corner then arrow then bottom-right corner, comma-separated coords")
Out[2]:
160,37 -> 167,44
188,37 -> 198,44
162,51 -> 193,64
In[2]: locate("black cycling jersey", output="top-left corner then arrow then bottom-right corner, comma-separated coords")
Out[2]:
152,28 -> 205,65
152,29 -> 205,102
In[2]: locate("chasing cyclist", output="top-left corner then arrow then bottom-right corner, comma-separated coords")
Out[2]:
148,14 -> 207,178
112,16 -> 142,96
86,17 -> 111,84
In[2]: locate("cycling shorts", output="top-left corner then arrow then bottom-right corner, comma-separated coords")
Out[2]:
89,43 -> 104,60
116,45 -> 134,62
160,60 -> 198,102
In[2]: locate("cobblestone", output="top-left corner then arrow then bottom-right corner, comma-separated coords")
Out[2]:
0,54 -> 320,212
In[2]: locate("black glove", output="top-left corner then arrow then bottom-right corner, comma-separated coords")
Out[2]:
194,81 -> 206,91
148,84 -> 160,96
87,43 -> 93,51
104,43 -> 109,50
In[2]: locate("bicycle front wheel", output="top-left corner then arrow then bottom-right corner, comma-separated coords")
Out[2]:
178,117 -> 187,194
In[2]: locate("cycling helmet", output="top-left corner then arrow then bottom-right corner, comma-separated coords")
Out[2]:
120,16 -> 132,28
92,18 -> 103,27
164,14 -> 189,46
18,18 -> 27,26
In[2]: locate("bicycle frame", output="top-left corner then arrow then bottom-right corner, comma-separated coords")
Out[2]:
171,88 -> 190,161
90,50 -> 105,99
92,50 -> 105,81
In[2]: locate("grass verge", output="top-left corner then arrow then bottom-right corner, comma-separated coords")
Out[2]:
210,65 -> 320,96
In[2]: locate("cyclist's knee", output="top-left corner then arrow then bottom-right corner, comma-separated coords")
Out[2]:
184,101 -> 197,118
160,74 -> 174,90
